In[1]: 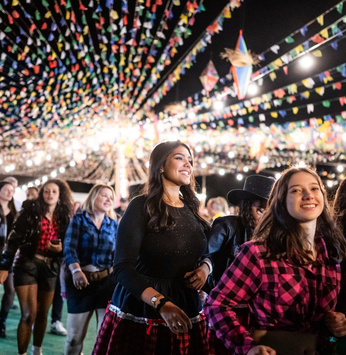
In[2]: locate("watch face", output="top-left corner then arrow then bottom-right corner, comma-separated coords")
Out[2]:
152,297 -> 157,302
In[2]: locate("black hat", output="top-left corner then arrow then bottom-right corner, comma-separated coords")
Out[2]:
227,175 -> 276,206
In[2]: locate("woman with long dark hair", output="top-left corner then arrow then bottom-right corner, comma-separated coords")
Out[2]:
206,175 -> 275,291
0,181 -> 18,337
205,166 -> 346,355
0,179 -> 73,355
92,140 -> 211,355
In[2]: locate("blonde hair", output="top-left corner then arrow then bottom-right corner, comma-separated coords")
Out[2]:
81,184 -> 117,220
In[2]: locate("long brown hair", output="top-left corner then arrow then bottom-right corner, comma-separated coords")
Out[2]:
334,178 -> 346,237
253,166 -> 346,265
239,199 -> 258,238
143,140 -> 209,232
0,181 -> 17,217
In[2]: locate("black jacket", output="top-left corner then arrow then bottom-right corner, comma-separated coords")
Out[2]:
0,199 -> 70,270
205,215 -> 247,292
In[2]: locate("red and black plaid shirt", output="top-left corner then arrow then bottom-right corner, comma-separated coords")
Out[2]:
37,217 -> 59,253
204,237 -> 341,355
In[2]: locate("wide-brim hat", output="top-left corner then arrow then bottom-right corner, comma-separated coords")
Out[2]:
227,175 -> 276,206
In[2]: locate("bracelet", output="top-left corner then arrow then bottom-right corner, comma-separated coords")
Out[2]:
200,260 -> 213,274
72,268 -> 82,275
156,297 -> 171,314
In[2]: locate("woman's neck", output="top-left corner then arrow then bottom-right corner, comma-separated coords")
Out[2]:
162,190 -> 183,207
300,220 -> 317,251
46,204 -> 56,219
0,198 -> 10,212
91,210 -> 105,222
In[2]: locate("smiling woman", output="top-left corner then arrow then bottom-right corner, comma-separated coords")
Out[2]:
63,184 -> 118,355
204,166 -> 346,355
92,140 -> 211,355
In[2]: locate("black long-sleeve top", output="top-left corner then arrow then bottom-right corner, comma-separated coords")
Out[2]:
112,195 -> 207,307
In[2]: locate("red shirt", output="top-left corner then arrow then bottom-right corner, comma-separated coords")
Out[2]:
37,217 -> 59,253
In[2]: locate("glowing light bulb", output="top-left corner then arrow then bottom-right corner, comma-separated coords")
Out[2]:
228,152 -> 235,158
70,161 -> 76,167
337,165 -> 344,172
219,169 -> 225,176
236,174 -> 243,181
213,101 -> 223,110
59,167 -> 65,173
275,173 -> 282,179
247,83 -> 258,95
300,55 -> 314,69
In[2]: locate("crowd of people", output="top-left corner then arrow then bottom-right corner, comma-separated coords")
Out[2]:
0,140 -> 346,355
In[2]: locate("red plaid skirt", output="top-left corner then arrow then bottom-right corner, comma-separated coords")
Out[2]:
207,328 -> 233,355
92,304 -> 209,355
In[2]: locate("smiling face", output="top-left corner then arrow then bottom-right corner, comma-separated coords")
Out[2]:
93,187 -> 114,213
0,183 -> 14,202
251,199 -> 267,223
162,146 -> 193,187
43,183 -> 60,206
286,172 -> 324,223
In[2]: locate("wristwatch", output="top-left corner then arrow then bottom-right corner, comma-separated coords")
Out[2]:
150,293 -> 162,308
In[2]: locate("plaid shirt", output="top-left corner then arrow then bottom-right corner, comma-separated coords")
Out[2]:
37,217 -> 59,253
64,211 -> 118,268
204,238 -> 341,355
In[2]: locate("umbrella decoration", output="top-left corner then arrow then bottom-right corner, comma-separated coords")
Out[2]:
199,60 -> 219,96
221,30 -> 259,99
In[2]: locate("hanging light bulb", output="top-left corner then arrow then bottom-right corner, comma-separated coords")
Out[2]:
213,100 -> 223,110
247,83 -> 258,95
300,54 -> 314,69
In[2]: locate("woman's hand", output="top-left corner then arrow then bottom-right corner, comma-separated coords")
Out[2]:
247,345 -> 276,355
47,240 -> 62,253
325,311 -> 346,337
159,301 -> 193,334
0,270 -> 8,285
184,263 -> 209,290
72,270 -> 89,290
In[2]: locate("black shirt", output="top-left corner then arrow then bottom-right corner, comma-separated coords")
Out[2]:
112,195 -> 207,318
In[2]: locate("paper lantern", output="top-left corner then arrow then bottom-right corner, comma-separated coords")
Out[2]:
199,60 -> 219,96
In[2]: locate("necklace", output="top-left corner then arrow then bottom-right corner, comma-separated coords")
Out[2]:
163,195 -> 182,207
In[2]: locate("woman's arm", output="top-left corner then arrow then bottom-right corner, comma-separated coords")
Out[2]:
64,214 -> 82,266
204,242 -> 263,355
64,214 -> 89,289
0,210 -> 28,271
113,196 -> 154,299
